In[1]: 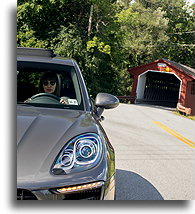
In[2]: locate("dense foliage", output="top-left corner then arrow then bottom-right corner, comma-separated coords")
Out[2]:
17,0 -> 195,97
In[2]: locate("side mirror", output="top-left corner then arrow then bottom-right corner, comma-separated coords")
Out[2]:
94,93 -> 119,118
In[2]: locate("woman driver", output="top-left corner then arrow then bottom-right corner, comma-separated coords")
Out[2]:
25,71 -> 68,104
40,72 -> 58,95
40,71 -> 68,104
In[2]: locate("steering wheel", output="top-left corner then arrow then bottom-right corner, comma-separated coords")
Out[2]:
29,93 -> 60,104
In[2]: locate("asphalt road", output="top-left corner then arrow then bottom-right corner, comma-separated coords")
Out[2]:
101,103 -> 195,200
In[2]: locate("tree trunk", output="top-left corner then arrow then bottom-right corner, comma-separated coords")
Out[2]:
88,5 -> 94,37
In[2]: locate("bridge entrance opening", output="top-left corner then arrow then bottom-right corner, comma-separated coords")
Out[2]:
136,71 -> 181,107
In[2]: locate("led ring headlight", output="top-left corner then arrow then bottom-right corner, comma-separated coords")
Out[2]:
60,149 -> 74,167
77,141 -> 96,159
52,133 -> 103,175
61,154 -> 72,167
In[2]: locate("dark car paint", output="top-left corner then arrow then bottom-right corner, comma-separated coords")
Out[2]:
17,105 -> 114,188
17,48 -> 117,200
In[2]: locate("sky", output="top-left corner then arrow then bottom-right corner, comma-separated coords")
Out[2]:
185,0 -> 195,4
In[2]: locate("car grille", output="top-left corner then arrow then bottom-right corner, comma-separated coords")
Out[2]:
17,189 -> 37,200
62,187 -> 102,200
17,187 -> 102,200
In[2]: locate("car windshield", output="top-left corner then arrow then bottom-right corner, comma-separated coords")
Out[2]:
17,61 -> 84,110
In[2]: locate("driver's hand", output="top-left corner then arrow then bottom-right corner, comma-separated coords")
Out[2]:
60,97 -> 68,105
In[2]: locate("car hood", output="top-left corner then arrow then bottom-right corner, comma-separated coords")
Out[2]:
17,105 -> 100,187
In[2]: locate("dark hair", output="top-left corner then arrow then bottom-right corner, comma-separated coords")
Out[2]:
39,71 -> 60,96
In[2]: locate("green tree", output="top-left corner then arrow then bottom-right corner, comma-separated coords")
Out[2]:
17,0 -> 194,99
129,0 -> 195,67
17,0 -> 126,97
116,0 -> 169,67
17,0 -> 91,47
155,0 -> 195,67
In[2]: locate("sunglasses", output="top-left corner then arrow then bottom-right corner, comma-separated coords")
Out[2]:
43,80 -> 56,86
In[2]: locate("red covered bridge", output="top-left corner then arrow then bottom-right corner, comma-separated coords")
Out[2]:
128,59 -> 195,115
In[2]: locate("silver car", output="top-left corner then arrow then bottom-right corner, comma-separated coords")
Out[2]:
17,47 -> 119,200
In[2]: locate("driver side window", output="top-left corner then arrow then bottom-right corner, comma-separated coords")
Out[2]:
17,72 -> 40,102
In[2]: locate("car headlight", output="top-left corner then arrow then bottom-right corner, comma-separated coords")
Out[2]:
52,133 -> 103,175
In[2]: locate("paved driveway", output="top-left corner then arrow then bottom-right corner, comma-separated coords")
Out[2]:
101,103 -> 195,200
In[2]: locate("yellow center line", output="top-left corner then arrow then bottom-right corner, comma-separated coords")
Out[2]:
151,121 -> 195,149
153,121 -> 195,145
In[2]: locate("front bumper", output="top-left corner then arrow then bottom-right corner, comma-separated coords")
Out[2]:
17,175 -> 115,200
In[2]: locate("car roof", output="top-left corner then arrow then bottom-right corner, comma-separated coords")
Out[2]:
17,47 -> 75,66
